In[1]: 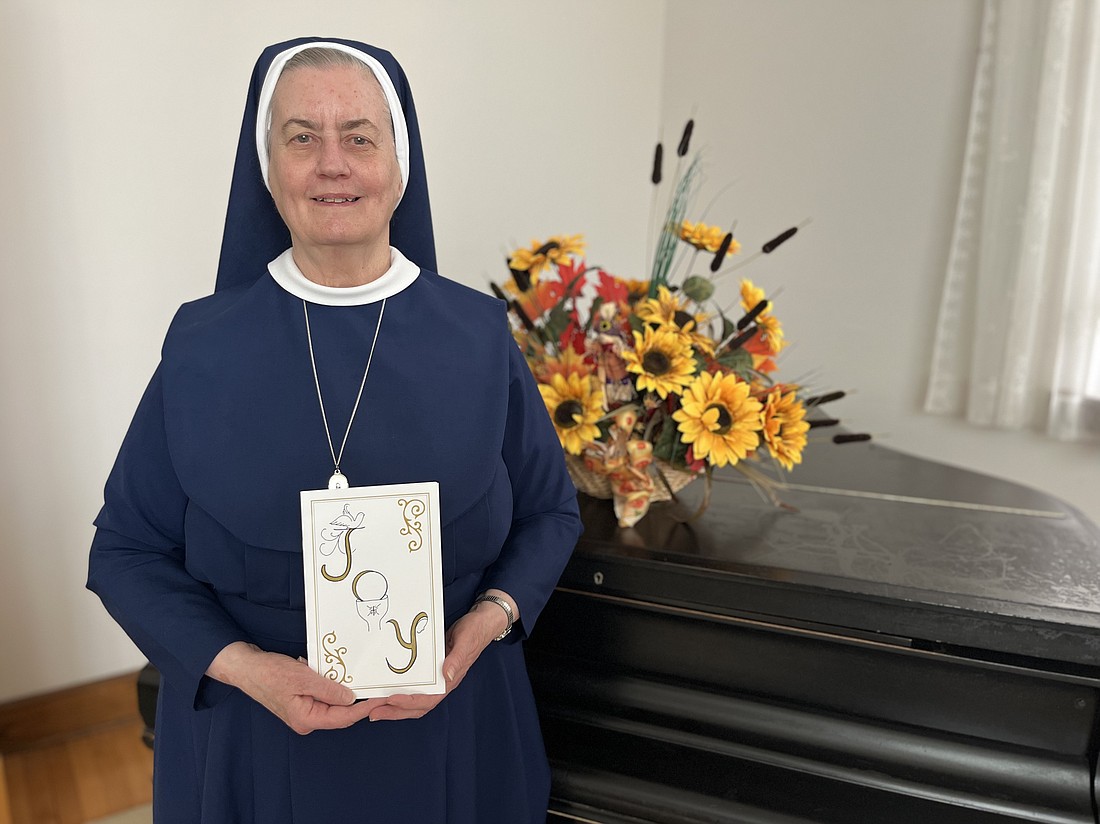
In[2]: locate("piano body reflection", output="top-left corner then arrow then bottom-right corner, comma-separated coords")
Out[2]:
528,441 -> 1100,823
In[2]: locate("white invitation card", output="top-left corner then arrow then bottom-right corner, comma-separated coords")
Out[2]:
300,481 -> 445,698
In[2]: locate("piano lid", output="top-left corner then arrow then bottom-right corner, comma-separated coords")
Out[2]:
566,440 -> 1100,669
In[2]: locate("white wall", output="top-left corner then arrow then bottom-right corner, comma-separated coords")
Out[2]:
0,0 -> 664,702
659,0 -> 1099,523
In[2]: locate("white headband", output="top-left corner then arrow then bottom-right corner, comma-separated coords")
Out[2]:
255,41 -> 410,203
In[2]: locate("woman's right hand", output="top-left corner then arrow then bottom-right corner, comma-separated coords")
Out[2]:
207,641 -> 372,734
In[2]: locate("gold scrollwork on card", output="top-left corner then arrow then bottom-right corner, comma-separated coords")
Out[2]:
397,498 -> 425,551
321,631 -> 353,684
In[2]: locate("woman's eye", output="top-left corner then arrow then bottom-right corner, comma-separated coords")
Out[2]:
293,134 -> 312,144
350,136 -> 370,146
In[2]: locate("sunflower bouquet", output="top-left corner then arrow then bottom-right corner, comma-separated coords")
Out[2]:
492,123 -> 861,527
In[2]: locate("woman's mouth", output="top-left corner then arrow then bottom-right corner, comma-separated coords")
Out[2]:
312,196 -> 361,203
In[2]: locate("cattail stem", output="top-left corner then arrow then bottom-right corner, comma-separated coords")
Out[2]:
737,299 -> 768,330
646,139 -> 662,279
804,391 -> 846,407
510,300 -> 534,331
510,266 -> 531,293
719,326 -> 757,352
734,461 -> 796,511
712,218 -> 813,283
762,227 -> 798,254
677,119 -> 694,157
712,250 -> 763,281
833,433 -> 872,444
710,233 -> 734,272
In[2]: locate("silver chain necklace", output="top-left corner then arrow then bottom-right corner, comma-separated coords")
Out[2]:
303,298 -> 386,489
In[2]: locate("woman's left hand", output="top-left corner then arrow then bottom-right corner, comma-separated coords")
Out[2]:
362,590 -> 515,721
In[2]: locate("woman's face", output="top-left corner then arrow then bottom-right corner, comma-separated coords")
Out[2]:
267,64 -> 402,259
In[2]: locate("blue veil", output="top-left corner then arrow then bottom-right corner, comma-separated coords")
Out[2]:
214,37 -> 437,292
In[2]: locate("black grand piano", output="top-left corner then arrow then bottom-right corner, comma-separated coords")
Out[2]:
527,440 -> 1100,823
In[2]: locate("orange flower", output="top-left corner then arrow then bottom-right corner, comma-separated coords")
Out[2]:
538,348 -> 592,382
739,278 -> 786,355
515,279 -> 565,319
680,220 -> 741,255
760,389 -> 809,470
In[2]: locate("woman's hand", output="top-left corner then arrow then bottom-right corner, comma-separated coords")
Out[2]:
207,641 -> 373,735
362,589 -> 517,722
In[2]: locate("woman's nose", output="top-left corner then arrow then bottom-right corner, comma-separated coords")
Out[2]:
317,140 -> 350,178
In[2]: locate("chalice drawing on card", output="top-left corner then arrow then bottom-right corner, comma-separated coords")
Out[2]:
352,569 -> 390,630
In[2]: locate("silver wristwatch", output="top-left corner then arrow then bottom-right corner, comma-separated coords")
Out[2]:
473,594 -> 514,641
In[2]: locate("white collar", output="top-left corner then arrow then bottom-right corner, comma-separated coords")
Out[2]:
267,247 -> 420,306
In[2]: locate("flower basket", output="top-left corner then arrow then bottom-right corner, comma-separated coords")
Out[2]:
493,121 -> 867,527
564,454 -> 699,503
563,454 -> 615,499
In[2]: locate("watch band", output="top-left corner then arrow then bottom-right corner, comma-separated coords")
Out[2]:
473,594 -> 514,641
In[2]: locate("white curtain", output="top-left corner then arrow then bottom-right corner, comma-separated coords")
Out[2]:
925,0 -> 1100,441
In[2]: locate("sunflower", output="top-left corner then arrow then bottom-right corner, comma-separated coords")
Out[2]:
739,278 -> 786,354
546,234 -> 585,263
672,372 -> 763,467
509,234 -> 586,279
621,325 -> 697,398
622,277 -> 651,305
634,285 -> 714,354
679,220 -> 742,256
538,347 -> 592,382
757,315 -> 786,354
739,278 -> 768,315
538,372 -> 604,455
598,274 -> 649,307
760,388 -> 809,470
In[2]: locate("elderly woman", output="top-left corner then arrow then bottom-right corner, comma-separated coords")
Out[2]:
88,37 -> 581,823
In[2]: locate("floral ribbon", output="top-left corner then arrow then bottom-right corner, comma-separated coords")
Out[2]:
581,408 -> 657,528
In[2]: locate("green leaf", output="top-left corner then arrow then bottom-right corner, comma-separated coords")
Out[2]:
716,307 -> 736,344
717,348 -> 754,380
667,433 -> 692,467
543,305 -> 571,342
682,275 -> 715,303
652,413 -> 679,462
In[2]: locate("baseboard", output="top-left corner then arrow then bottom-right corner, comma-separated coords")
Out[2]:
0,755 -> 12,824
0,672 -> 142,754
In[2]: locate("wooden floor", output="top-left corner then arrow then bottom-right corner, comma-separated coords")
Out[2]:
0,673 -> 153,824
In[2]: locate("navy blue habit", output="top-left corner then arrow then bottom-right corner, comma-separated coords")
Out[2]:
88,38 -> 581,823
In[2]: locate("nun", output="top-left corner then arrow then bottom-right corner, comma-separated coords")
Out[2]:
88,37 -> 581,823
